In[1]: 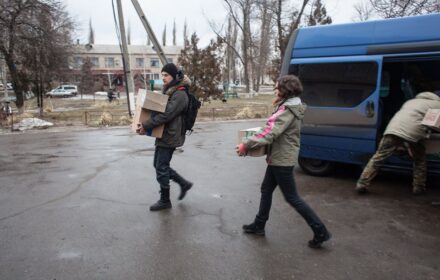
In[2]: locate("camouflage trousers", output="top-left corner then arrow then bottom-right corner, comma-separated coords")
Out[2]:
357,134 -> 427,191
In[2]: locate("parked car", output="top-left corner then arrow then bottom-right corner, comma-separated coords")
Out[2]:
47,85 -> 78,96
59,85 -> 78,96
46,88 -> 75,98
0,83 -> 13,91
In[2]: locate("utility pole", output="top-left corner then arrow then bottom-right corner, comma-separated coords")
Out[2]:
131,0 -> 168,65
116,0 -> 133,116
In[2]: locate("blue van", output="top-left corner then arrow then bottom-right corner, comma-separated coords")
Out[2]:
280,14 -> 440,176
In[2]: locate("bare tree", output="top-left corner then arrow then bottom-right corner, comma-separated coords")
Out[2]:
275,0 -> 310,62
162,24 -> 167,46
0,0 -> 75,111
223,0 -> 255,93
230,22 -> 238,83
254,0 -> 274,91
353,0 -> 374,21
369,0 -> 439,18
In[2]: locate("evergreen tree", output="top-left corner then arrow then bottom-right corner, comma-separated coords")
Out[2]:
173,19 -> 177,46
183,19 -> 188,46
79,58 -> 94,96
88,18 -> 94,44
162,24 -> 167,46
178,33 -> 222,100
307,0 -> 332,26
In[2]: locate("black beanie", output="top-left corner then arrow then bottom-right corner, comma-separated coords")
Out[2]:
161,63 -> 178,80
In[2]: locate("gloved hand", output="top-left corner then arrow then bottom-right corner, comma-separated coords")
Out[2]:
236,143 -> 247,156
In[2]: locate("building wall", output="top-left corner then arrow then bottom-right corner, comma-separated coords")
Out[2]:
70,44 -> 182,91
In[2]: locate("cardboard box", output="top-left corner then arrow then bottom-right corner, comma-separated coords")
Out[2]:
131,91 -> 167,138
142,91 -> 168,112
238,127 -> 267,157
131,106 -> 164,138
422,109 -> 440,132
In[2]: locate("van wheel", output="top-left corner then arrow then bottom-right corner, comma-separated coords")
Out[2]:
298,157 -> 335,176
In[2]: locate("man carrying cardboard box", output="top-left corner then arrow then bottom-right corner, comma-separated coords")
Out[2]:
137,63 -> 193,211
356,90 -> 440,195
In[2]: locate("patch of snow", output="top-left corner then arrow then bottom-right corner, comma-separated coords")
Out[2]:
16,118 -> 54,131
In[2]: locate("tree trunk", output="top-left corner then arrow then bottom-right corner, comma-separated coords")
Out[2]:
4,55 -> 24,112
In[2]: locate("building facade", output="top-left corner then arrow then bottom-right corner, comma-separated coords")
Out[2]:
70,44 -> 182,92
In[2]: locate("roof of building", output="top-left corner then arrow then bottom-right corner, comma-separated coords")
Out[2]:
73,44 -> 183,55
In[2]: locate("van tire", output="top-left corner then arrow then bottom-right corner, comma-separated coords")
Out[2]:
298,157 -> 335,177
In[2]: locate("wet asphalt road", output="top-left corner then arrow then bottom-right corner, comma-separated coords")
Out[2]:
0,121 -> 439,280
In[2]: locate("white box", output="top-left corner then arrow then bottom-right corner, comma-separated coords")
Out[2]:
422,109 -> 440,132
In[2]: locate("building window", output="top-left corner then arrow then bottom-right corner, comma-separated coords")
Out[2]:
136,58 -> 144,68
153,73 -> 160,80
90,57 -> 99,68
105,57 -> 115,68
73,57 -> 83,69
291,62 -> 378,107
150,58 -> 160,67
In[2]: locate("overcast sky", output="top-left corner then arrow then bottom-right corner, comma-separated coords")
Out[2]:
63,0 -> 361,47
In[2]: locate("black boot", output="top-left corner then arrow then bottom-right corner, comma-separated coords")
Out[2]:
150,187 -> 172,211
242,219 -> 265,236
178,181 -> 193,200
308,224 -> 331,248
171,171 -> 193,200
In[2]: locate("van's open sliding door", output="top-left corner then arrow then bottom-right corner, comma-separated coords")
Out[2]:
290,56 -> 383,173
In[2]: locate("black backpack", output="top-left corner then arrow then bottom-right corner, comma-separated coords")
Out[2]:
182,88 -> 201,135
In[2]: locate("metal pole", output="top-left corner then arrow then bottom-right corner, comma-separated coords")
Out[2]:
116,0 -> 133,116
130,0 -> 168,65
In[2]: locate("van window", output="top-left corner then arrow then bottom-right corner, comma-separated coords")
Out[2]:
291,62 -> 378,107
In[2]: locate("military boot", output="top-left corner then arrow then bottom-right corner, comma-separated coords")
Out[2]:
150,187 -> 172,211
171,171 -> 193,200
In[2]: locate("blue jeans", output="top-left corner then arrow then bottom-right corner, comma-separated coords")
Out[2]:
255,165 -> 324,227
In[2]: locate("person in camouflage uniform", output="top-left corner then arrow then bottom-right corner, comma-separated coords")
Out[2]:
356,91 -> 440,195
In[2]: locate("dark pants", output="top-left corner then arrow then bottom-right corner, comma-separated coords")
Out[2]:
153,146 -> 189,189
255,165 -> 324,228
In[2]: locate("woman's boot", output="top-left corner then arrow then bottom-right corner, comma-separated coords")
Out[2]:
308,224 -> 331,248
242,219 -> 266,236
150,187 -> 172,211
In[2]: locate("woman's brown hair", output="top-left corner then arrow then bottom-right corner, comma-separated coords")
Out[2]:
273,75 -> 303,105
277,75 -> 303,99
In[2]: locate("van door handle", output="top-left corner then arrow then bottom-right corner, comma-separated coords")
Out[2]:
366,101 -> 375,118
